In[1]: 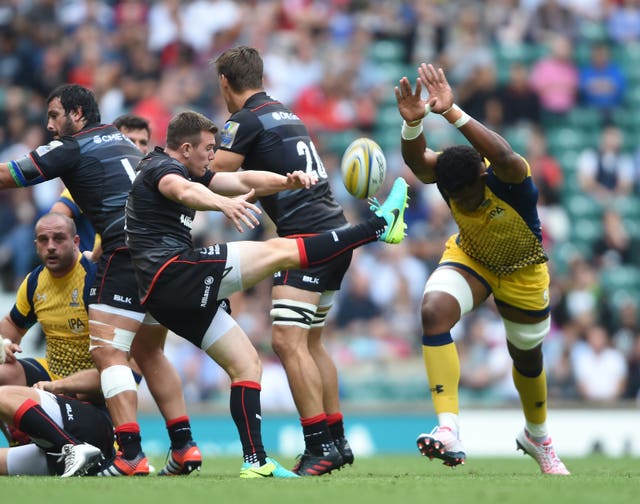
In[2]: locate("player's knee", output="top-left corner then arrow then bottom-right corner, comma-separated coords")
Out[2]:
270,299 -> 315,329
101,364 -> 137,398
503,318 -> 549,350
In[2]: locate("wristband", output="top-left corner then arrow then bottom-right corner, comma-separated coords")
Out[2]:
401,103 -> 431,140
454,112 -> 471,128
401,121 -> 424,140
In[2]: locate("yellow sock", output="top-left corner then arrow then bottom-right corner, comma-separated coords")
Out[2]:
512,366 -> 547,424
422,338 -> 460,415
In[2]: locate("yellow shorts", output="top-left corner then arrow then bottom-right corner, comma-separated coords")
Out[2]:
439,235 -> 550,316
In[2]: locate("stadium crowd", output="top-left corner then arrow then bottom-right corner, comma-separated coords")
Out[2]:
1,0 -> 640,411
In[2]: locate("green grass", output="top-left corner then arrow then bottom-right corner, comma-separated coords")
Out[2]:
2,456 -> 639,504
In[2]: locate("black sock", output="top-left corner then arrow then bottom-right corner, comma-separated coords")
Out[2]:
14,399 -> 80,450
298,217 -> 385,267
166,416 -> 193,449
328,418 -> 345,440
115,426 -> 142,459
230,382 -> 266,465
302,416 -> 334,455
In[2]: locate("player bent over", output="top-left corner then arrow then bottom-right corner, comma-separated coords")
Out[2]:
125,110 -> 409,477
395,63 -> 569,475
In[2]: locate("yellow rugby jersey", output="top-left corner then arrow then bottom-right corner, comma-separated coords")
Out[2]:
10,254 -> 97,377
445,160 -> 548,276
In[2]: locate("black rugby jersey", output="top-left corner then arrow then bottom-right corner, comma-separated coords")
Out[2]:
218,92 -> 346,236
29,124 -> 142,251
125,148 -> 200,298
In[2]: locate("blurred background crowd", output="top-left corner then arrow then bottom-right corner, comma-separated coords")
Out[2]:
1,0 -> 640,412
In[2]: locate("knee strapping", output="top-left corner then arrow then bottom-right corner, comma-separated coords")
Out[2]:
101,365 -> 137,398
89,322 -> 136,352
270,299 -> 316,329
503,318 -> 550,350
424,268 -> 474,316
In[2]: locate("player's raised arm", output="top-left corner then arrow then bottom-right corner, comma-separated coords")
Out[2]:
158,172 -> 261,232
209,169 -> 316,197
0,163 -> 21,189
395,74 -> 439,183
418,63 -> 527,183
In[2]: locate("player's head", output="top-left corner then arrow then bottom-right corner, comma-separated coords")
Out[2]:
436,145 -> 486,205
34,212 -> 80,277
215,45 -> 264,93
166,111 -> 218,177
114,114 -> 151,154
46,84 -> 101,137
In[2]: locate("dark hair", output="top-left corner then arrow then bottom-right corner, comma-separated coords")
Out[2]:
46,84 -> 101,124
435,145 -> 484,194
114,114 -> 150,135
166,111 -> 218,150
214,45 -> 263,92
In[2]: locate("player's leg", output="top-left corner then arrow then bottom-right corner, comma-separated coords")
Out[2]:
417,263 -> 489,467
220,177 -> 410,293
308,317 -> 354,466
130,320 -> 201,476
0,360 -> 27,386
270,285 -> 342,475
200,307 -> 298,479
308,282 -> 354,468
0,386 -> 102,477
88,305 -> 148,474
0,358 -> 45,446
497,315 -> 570,474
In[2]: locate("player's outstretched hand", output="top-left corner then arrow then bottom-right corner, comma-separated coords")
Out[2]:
285,170 -> 317,190
219,189 -> 262,232
395,74 -> 429,124
417,63 -> 454,114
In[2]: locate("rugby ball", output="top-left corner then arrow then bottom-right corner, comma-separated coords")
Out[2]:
340,137 -> 387,199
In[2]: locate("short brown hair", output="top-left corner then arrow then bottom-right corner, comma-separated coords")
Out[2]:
166,111 -> 218,150
214,45 -> 263,92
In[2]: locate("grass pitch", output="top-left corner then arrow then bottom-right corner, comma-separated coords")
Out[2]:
2,455 -> 638,504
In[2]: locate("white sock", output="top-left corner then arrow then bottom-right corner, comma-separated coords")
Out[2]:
526,421 -> 549,443
438,413 -> 460,435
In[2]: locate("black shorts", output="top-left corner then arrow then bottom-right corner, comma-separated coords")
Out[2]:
273,249 -> 352,292
45,395 -> 114,476
143,245 -> 229,346
89,247 -> 144,312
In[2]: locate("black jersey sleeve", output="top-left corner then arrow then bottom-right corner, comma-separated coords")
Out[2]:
147,159 -> 188,188
12,137 -> 80,185
218,109 -> 262,156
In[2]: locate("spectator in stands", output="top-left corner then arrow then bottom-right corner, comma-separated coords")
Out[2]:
592,207 -> 636,268
606,0 -> 640,44
578,42 -> 626,124
526,0 -> 579,44
623,334 -> 640,400
529,34 -> 579,118
497,62 -> 541,127
577,125 -> 635,202
572,324 -> 628,402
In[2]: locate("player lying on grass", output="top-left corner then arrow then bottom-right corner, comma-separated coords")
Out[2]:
0,369 -> 113,477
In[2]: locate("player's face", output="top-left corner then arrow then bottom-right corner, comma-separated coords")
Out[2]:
34,217 -> 79,277
46,98 -> 81,138
121,127 -> 150,154
445,167 -> 487,212
185,131 -> 215,177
